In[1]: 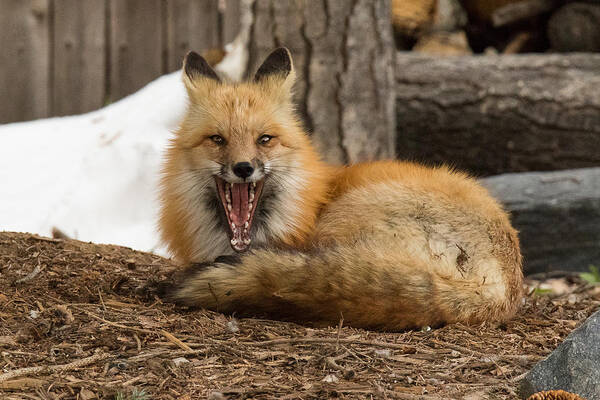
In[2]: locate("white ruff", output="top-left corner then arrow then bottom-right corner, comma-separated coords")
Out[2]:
173,158 -> 308,262
173,163 -> 230,262
260,159 -> 307,242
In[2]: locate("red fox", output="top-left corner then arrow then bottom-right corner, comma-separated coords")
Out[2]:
158,48 -> 523,330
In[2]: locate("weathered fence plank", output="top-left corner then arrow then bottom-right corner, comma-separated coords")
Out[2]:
222,0 -> 241,45
109,0 -> 163,101
166,0 -> 220,72
0,0 -> 50,123
53,0 -> 106,116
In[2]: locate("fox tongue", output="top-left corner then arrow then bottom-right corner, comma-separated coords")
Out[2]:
230,183 -> 250,228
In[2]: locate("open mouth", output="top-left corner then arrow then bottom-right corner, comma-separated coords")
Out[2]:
215,177 -> 265,252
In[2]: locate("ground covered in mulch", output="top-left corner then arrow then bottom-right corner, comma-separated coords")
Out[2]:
0,232 -> 599,400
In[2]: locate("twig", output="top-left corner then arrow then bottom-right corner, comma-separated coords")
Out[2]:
29,234 -> 62,243
503,31 -> 532,54
242,337 -> 415,350
74,307 -> 192,351
336,312 -> 344,351
0,352 -> 110,383
430,339 -> 540,363
15,264 -> 44,284
0,377 -> 46,390
126,348 -> 207,363
133,333 -> 142,352
122,375 -> 145,387
97,288 -> 106,312
375,383 -> 450,400
160,330 -> 193,352
325,351 -> 354,379
74,307 -> 153,334
510,370 -> 530,383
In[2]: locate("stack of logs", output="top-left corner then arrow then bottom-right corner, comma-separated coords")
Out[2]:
392,0 -> 600,54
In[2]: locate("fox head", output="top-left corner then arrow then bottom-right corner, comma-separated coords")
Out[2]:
160,48 -> 327,262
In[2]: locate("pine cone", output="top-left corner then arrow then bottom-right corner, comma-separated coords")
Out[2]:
527,390 -> 586,400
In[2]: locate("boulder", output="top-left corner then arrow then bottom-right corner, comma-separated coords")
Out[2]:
519,310 -> 600,399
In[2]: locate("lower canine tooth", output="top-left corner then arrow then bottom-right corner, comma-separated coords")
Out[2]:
230,238 -> 237,245
243,239 -> 251,245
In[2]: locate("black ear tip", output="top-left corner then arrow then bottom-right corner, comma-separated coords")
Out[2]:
267,47 -> 292,68
272,47 -> 291,58
254,47 -> 293,82
183,50 -> 221,82
184,50 -> 201,63
184,51 -> 206,74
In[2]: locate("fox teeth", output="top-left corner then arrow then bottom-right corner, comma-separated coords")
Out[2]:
230,238 -> 238,246
244,221 -> 249,229
225,192 -> 231,203
227,203 -> 232,212
251,182 -> 256,188
249,192 -> 254,202
248,203 -> 253,211
231,222 -> 236,230
243,238 -> 251,245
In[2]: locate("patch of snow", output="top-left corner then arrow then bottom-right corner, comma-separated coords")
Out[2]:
0,71 -> 187,255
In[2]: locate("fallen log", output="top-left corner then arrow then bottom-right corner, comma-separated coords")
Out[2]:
396,53 -> 600,176
548,2 -> 600,52
482,167 -> 600,275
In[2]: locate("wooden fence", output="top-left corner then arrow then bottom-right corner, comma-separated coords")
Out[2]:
0,0 -> 240,124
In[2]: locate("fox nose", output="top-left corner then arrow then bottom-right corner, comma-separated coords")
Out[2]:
232,162 -> 254,179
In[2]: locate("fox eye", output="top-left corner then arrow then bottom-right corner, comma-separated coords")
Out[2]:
209,135 -> 225,145
258,134 -> 274,145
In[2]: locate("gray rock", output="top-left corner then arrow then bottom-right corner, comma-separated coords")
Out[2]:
519,310 -> 600,399
482,168 -> 600,275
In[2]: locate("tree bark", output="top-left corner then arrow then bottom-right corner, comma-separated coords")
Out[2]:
246,0 -> 396,164
396,53 -> 600,176
483,167 -> 600,275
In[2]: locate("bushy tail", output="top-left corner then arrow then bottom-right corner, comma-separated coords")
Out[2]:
167,241 -> 522,330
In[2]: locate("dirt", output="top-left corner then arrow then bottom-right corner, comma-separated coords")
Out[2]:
0,231 -> 598,400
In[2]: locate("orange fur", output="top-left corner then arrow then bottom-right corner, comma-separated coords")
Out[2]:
158,48 -> 523,330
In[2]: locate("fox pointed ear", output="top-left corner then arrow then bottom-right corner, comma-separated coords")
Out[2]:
254,48 -> 295,93
182,51 -> 221,95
